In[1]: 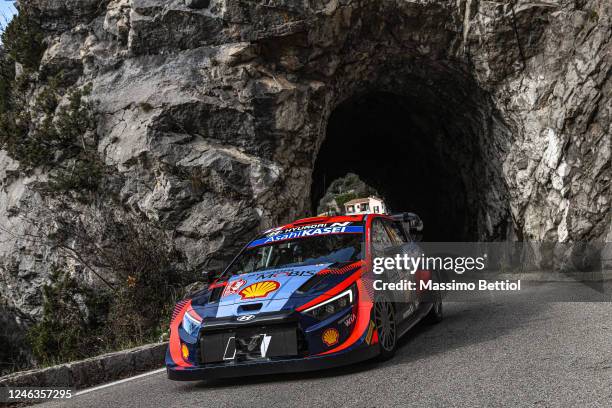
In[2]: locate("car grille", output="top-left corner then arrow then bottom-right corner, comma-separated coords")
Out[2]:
199,323 -> 306,364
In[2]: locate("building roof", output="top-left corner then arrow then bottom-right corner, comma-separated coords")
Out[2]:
344,196 -> 384,206
344,198 -> 368,206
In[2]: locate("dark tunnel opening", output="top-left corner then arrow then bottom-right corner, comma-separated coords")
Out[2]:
311,92 -> 492,242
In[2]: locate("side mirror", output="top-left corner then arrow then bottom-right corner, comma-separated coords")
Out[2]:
404,213 -> 424,233
392,212 -> 424,242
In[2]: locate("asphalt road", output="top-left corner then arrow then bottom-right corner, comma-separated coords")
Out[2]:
41,285 -> 611,408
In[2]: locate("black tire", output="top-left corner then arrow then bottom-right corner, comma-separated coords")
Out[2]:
374,300 -> 397,360
423,273 -> 443,324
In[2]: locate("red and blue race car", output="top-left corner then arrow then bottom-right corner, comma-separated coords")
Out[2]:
166,213 -> 442,380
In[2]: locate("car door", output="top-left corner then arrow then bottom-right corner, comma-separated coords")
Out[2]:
383,219 -> 423,312
384,218 -> 432,308
369,217 -> 408,307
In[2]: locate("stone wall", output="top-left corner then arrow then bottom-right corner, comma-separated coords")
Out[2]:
1,0 -> 609,327
0,342 -> 166,389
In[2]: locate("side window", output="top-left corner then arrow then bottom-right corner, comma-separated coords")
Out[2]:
370,218 -> 394,254
383,220 -> 407,245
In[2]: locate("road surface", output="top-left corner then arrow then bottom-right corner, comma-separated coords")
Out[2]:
41,285 -> 611,407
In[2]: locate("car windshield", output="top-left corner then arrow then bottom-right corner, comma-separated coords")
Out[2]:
223,233 -> 364,277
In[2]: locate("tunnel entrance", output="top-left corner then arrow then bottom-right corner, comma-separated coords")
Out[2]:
311,91 -> 510,242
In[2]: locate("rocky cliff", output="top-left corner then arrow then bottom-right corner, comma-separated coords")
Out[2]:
0,0 -> 610,327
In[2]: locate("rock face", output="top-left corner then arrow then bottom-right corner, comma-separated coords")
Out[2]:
1,0 -> 610,321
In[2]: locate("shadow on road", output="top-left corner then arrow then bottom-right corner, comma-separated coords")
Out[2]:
179,301 -> 549,390
388,300 -> 550,367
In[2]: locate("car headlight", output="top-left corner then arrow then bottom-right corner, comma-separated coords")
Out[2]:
182,311 -> 201,336
303,285 -> 355,320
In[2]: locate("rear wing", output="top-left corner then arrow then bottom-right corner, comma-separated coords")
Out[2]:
390,212 -> 424,241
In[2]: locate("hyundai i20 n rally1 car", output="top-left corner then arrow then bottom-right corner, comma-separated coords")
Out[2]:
166,214 -> 442,380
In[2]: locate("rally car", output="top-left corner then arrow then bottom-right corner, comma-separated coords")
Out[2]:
166,213 -> 442,380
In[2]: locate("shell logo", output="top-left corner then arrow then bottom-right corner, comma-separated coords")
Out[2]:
322,328 -> 339,347
239,281 -> 280,299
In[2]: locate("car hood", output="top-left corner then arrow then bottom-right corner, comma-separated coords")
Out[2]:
219,263 -> 331,303
190,262 -> 360,319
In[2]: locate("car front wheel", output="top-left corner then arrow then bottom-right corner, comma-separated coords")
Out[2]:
374,300 -> 397,360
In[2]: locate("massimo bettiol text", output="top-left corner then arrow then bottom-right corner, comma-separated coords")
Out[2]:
371,253 -> 522,292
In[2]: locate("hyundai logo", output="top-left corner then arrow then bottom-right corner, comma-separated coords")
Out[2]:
237,314 -> 256,322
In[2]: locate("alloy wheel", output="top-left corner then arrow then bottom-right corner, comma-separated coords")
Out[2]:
375,301 -> 396,352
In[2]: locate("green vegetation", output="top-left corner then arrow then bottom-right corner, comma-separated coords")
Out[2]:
47,150 -> 105,201
0,42 -> 102,197
28,268 -> 111,364
334,192 -> 358,209
0,78 -> 98,171
0,53 -> 15,113
99,213 -> 186,345
43,85 -> 105,200
138,101 -> 154,112
0,7 -> 190,370
28,212 -> 189,366
587,9 -> 599,23
0,8 -> 99,190
0,10 -> 46,163
2,9 -> 45,72
317,173 -> 379,215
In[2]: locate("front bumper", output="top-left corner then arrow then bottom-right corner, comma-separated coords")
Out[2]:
166,343 -> 380,381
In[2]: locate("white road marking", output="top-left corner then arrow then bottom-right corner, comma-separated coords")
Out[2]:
74,368 -> 166,397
